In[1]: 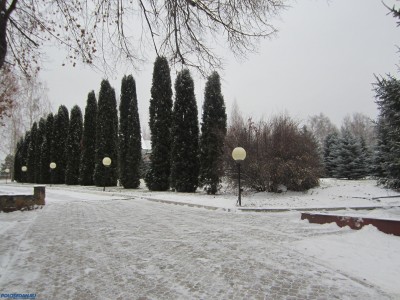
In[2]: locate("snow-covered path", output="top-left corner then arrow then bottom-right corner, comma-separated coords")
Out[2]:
0,188 -> 395,299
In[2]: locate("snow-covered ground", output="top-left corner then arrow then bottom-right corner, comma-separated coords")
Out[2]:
0,179 -> 399,299
9,178 -> 398,210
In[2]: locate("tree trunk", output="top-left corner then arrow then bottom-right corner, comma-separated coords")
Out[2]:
0,0 -> 19,70
0,13 -> 7,69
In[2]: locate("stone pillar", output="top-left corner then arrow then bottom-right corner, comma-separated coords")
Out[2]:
34,186 -> 46,205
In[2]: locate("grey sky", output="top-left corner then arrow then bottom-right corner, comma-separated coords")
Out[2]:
40,0 -> 399,129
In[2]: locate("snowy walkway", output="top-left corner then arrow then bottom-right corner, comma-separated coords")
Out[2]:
0,186 -> 397,299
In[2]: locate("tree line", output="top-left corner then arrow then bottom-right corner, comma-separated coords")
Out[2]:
10,57 -> 400,193
12,57 -> 228,194
9,56 -> 323,194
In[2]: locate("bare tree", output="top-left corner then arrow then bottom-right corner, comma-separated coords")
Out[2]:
341,112 -> 377,149
0,72 -> 51,158
384,2 -> 400,25
0,0 -> 286,76
0,67 -> 17,125
307,113 -> 338,147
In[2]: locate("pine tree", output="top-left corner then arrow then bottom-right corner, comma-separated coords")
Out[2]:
20,131 -> 31,183
40,113 -> 54,184
145,56 -> 173,191
79,91 -> 97,185
39,136 -> 50,184
26,122 -> 38,183
35,118 -> 46,183
170,69 -> 199,192
65,105 -> 83,185
93,80 -> 119,187
1,154 -> 14,182
358,136 -> 370,177
374,75 -> 400,188
199,71 -> 227,194
13,138 -> 23,182
323,132 -> 340,177
371,119 -> 389,179
119,75 -> 142,188
332,130 -> 365,180
51,105 -> 69,184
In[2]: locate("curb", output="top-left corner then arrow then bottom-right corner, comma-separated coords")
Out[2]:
137,196 -> 234,212
237,205 -> 400,213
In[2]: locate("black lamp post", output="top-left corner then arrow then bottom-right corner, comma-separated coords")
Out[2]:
102,157 -> 112,191
21,166 -> 27,183
232,147 -> 246,206
50,162 -> 56,186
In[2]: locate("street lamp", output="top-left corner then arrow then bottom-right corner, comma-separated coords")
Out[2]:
50,162 -> 56,186
5,168 -> 10,184
102,157 -> 112,191
21,166 -> 27,183
232,147 -> 246,206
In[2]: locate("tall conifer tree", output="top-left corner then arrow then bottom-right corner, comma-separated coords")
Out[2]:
145,56 -> 173,191
40,113 -> 54,184
80,91 -> 97,185
323,132 -> 340,177
35,118 -> 46,183
20,131 -> 31,183
93,80 -> 119,187
119,75 -> 142,188
26,122 -> 38,183
332,131 -> 365,180
13,138 -> 23,182
170,69 -> 199,192
39,136 -> 50,184
65,105 -> 83,185
374,75 -> 400,188
199,71 -> 227,194
52,105 -> 69,184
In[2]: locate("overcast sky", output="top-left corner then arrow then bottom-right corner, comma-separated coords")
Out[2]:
40,0 -> 399,130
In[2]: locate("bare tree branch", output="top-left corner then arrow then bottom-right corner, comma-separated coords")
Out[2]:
1,0 -> 287,77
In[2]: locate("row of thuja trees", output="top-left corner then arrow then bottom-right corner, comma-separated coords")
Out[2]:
13,78 -> 136,188
12,55 -> 324,194
13,57 -> 229,193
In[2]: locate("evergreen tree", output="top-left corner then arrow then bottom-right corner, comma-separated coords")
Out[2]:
119,75 -> 142,188
332,130 -> 365,180
13,138 -> 23,182
40,113 -> 54,184
40,136 -> 50,184
358,136 -> 370,177
371,119 -> 389,179
145,56 -> 173,191
323,132 -> 340,177
374,75 -> 400,188
26,122 -> 38,183
170,69 -> 199,192
93,80 -> 119,187
20,131 -> 31,183
1,154 -> 14,180
79,91 -> 98,185
199,71 -> 227,194
51,105 -> 69,184
65,105 -> 83,185
35,118 -> 46,183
